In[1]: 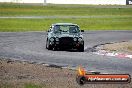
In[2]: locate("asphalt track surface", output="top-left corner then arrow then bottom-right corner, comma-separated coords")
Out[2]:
0,31 -> 132,74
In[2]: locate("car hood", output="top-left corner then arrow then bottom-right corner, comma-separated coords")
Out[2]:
52,33 -> 83,38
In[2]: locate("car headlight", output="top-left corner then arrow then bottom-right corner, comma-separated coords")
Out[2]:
55,37 -> 59,41
73,37 -> 77,41
50,37 -> 54,42
78,37 -> 83,42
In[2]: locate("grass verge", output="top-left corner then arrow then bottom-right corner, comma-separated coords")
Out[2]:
0,3 -> 132,16
0,17 -> 132,31
0,3 -> 132,31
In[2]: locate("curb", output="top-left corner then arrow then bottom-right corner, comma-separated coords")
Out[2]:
93,50 -> 132,59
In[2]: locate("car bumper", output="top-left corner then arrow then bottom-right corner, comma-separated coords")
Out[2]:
51,41 -> 84,49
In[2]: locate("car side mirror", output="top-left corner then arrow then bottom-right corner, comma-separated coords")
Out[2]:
81,30 -> 84,32
47,28 -> 52,32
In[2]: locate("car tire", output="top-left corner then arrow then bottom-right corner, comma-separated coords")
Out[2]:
46,38 -> 52,50
78,44 -> 84,52
52,46 -> 57,51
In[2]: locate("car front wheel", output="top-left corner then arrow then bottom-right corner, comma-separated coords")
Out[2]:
46,38 -> 52,50
78,44 -> 84,52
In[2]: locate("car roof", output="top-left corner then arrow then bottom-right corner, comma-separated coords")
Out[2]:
52,23 -> 78,26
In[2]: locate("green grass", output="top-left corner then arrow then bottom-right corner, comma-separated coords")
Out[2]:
0,17 -> 132,31
0,3 -> 132,31
0,83 -> 44,88
24,83 -> 42,88
0,3 -> 132,16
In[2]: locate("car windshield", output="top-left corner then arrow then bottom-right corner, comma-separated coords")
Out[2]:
53,25 -> 80,33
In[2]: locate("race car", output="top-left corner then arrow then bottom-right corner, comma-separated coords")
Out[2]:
46,23 -> 84,52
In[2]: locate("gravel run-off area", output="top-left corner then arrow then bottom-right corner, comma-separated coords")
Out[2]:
100,40 -> 132,54
0,58 -> 132,88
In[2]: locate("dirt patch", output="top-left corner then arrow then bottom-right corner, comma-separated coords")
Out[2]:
0,58 -> 131,88
101,41 -> 132,54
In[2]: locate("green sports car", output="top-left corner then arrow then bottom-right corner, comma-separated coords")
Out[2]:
46,23 -> 84,52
